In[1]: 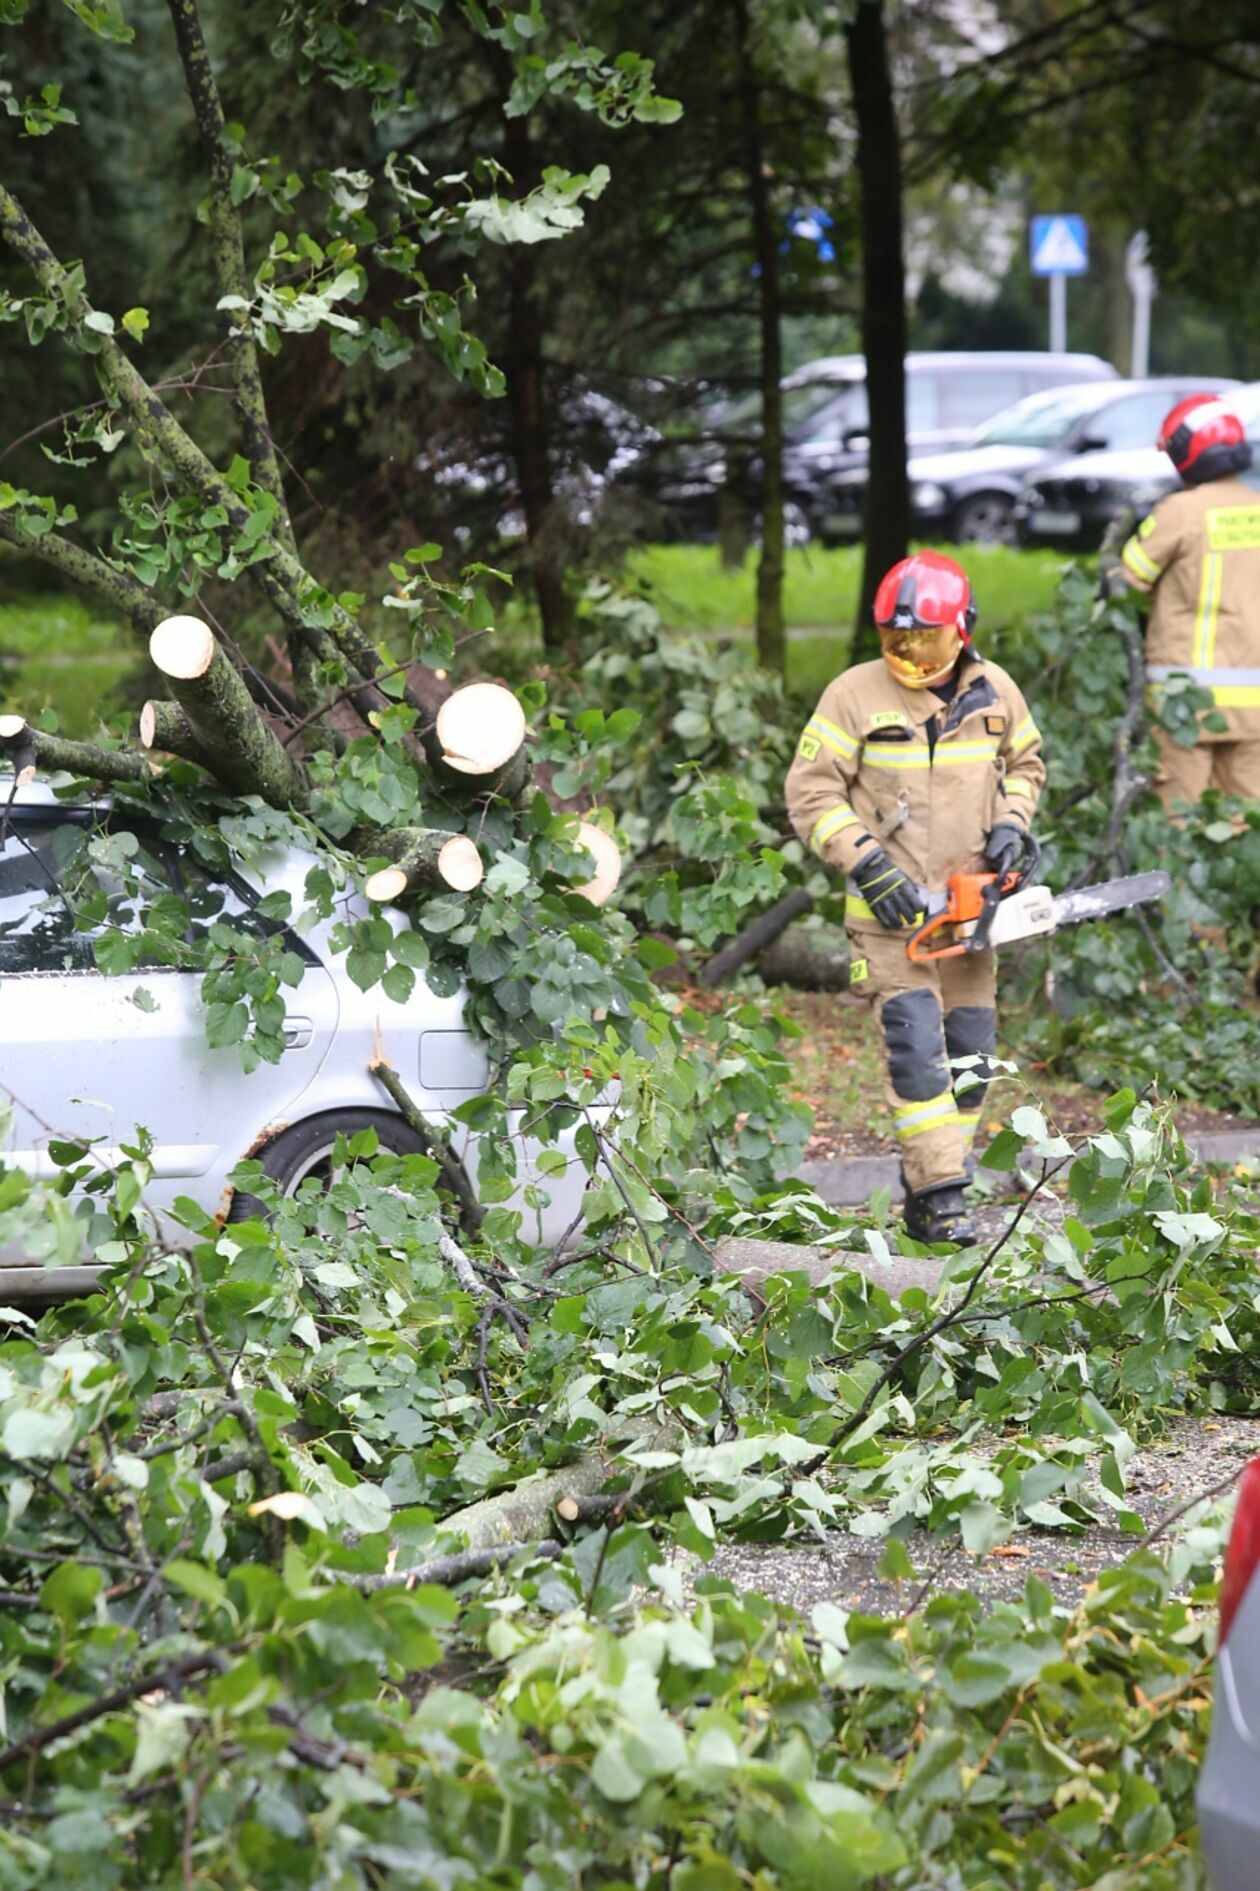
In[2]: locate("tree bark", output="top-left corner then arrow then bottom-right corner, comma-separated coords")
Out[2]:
733,0 -> 786,678
139,699 -> 210,768
149,616 -> 307,804
847,0 -> 909,662
495,59 -> 572,655
700,886 -> 814,987
756,925 -> 850,990
0,716 -> 152,786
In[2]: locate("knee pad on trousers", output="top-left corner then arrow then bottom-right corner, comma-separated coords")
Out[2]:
881,989 -> 949,1100
945,1005 -> 996,1072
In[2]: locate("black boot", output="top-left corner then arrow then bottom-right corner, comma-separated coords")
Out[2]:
903,1179 -> 977,1247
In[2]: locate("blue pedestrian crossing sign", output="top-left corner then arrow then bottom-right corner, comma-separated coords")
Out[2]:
1030,215 -> 1089,276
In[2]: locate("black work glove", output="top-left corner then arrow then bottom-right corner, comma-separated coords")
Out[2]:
852,846 -> 923,932
984,821 -> 1026,876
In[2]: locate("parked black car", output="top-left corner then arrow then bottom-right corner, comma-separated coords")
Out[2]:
1015,381 -> 1259,551
817,377 -> 1234,548
625,350 -> 1116,542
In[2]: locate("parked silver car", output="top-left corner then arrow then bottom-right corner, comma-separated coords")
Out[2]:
0,779 -> 592,1250
1199,1457 -> 1260,1885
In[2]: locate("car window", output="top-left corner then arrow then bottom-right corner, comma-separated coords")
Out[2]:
906,375 -> 939,432
0,817 -> 266,976
793,386 -> 867,444
940,370 -> 1024,431
1091,391 -> 1181,451
970,384 -> 1120,449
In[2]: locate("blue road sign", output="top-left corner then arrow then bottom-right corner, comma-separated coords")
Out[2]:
785,206 -> 836,263
1030,215 -> 1089,276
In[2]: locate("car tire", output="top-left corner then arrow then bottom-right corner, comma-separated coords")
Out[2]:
227,1108 -> 428,1222
951,492 -> 1016,546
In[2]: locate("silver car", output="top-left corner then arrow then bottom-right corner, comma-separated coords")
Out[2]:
1198,1456 -> 1260,1883
0,778 -> 591,1249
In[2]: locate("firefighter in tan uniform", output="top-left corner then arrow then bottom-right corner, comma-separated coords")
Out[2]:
786,552 -> 1045,1246
1115,394 -> 1260,808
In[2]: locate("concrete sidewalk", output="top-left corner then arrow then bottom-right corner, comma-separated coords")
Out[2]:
798,1126 -> 1260,1207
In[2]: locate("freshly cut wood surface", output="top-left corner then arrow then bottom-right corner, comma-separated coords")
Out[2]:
572,820 -> 622,906
435,682 -> 526,776
364,830 -> 484,901
149,614 -> 217,680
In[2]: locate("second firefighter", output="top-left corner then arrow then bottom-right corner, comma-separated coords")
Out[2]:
786,551 -> 1046,1246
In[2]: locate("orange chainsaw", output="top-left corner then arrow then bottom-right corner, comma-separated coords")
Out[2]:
907,835 -> 1170,964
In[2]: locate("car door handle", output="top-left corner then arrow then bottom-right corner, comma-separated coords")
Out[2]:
283,1016 -> 313,1050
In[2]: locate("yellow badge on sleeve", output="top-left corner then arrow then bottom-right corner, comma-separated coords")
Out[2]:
1138,512 -> 1158,540
797,732 -> 821,760
850,956 -> 869,984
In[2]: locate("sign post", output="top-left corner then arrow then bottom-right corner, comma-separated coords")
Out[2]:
1125,231 -> 1157,378
1030,215 -> 1089,354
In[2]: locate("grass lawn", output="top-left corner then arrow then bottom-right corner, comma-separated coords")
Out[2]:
0,592 -> 139,738
624,541 -> 1077,699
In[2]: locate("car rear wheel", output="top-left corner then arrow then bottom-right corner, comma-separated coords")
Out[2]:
227,1108 -> 428,1221
952,492 -> 1015,546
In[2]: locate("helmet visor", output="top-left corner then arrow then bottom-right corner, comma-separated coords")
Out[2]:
880,621 -> 961,685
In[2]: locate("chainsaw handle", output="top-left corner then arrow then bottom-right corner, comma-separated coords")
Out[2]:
906,908 -> 968,963
907,831 -> 1041,964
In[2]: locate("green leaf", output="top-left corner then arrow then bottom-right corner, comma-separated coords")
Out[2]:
120,306 -> 149,342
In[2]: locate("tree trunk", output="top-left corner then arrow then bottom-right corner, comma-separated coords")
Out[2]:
733,0 -> 786,678
847,0 -> 909,663
494,66 -> 572,657
757,925 -> 851,990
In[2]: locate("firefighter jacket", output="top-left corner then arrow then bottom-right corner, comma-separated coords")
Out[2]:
785,653 -> 1046,934
1120,474 -> 1260,741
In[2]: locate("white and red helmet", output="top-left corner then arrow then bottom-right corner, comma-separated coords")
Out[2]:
873,551 -> 976,690
1158,395 -> 1253,485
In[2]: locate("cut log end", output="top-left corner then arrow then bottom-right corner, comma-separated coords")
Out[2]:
139,701 -> 158,750
573,821 -> 622,907
554,1497 -> 581,1523
436,682 -> 527,777
0,714 -> 29,741
439,835 -> 484,891
364,834 -> 484,903
149,614 -> 216,681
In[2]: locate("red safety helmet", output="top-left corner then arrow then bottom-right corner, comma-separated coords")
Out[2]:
873,551 -> 977,690
1158,394 -> 1252,485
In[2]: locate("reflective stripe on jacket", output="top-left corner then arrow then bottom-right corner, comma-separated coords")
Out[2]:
1120,476 -> 1260,739
785,654 -> 1046,934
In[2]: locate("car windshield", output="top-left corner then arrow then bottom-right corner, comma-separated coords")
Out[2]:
970,385 -> 1113,449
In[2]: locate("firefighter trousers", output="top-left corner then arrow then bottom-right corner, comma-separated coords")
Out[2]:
1155,733 -> 1260,812
847,930 -> 997,1195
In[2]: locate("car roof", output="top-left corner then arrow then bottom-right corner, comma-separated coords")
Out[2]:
785,349 -> 1117,389
0,776 -> 82,809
